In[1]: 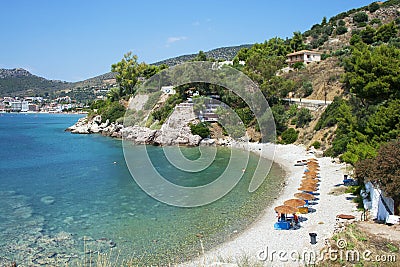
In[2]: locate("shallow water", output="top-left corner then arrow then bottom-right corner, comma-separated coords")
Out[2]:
0,113 -> 285,266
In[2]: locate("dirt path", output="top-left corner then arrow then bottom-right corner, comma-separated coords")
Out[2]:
357,221 -> 400,243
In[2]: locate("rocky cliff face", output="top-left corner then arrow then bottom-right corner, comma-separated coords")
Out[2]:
66,103 -> 202,146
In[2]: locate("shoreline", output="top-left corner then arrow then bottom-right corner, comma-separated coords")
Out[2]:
0,111 -> 87,115
181,143 -> 360,266
7,110 -> 359,265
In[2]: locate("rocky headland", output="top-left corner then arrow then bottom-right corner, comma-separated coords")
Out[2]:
66,103 -> 208,146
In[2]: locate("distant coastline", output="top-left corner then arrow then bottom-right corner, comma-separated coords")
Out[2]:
0,110 -> 88,115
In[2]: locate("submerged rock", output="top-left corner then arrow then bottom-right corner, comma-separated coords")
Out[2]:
200,138 -> 216,146
40,196 -> 55,205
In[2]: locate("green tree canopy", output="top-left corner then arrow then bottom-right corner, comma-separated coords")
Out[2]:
111,52 -> 140,97
368,2 -> 380,13
355,139 -> 400,214
193,50 -> 208,61
360,26 -> 376,44
353,12 -> 369,23
343,44 -> 400,104
290,31 -> 305,51
374,21 -> 399,43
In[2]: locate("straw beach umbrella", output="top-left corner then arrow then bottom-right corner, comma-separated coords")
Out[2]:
307,165 -> 320,170
284,199 -> 306,208
303,172 -> 319,176
274,205 -> 298,214
303,174 -> 319,179
294,192 -> 315,200
301,177 -> 319,183
298,186 -> 317,192
303,176 -> 319,181
300,180 -> 319,187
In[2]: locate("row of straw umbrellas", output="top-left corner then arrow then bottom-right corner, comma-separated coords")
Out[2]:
274,158 -> 320,217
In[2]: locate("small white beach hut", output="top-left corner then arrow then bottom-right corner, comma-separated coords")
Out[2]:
362,182 -> 397,223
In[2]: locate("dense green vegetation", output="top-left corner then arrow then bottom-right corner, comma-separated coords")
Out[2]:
84,0 -> 400,170
87,53 -> 169,123
0,70 -> 69,96
154,45 -> 252,66
280,128 -> 299,144
355,139 -> 400,214
317,39 -> 400,163
152,94 -> 182,124
189,122 -> 210,138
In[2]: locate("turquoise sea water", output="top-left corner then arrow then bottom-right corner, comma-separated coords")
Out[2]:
0,113 -> 285,266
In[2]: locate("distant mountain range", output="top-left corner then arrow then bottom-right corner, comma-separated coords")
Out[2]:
0,68 -> 69,96
0,44 -> 252,98
153,44 -> 252,66
3,0 -> 400,99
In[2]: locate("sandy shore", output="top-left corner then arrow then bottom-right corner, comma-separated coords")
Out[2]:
180,143 -> 360,266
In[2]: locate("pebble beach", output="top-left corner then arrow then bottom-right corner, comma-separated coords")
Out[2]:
182,143 -> 360,266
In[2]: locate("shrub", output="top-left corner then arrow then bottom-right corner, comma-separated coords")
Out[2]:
90,99 -> 107,110
321,53 -> 331,60
293,62 -> 305,70
338,20 -> 346,26
151,94 -> 182,124
353,12 -> 369,23
143,91 -> 162,110
281,128 -> 298,144
357,22 -> 367,27
324,25 -> 334,36
360,26 -> 376,44
101,101 -> 126,123
368,2 -> 380,13
302,81 -> 313,97
369,18 -> 381,25
235,107 -> 254,127
336,26 -> 348,35
296,108 -> 312,128
374,22 -> 399,43
315,97 -> 346,130
350,34 -> 362,45
189,122 -> 210,138
311,141 -> 321,149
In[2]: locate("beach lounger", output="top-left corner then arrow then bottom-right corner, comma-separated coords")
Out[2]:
274,221 -> 291,230
343,178 -> 358,186
298,207 -> 309,214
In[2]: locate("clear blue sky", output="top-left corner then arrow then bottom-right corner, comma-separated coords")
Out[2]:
0,0 -> 374,82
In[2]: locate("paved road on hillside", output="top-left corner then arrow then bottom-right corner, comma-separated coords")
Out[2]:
283,98 -> 333,106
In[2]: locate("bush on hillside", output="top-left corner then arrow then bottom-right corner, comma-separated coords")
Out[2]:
368,2 -> 380,13
311,141 -> 321,149
336,26 -> 348,35
353,12 -> 369,23
101,101 -> 126,123
281,128 -> 298,144
296,108 -> 313,128
189,122 -> 210,138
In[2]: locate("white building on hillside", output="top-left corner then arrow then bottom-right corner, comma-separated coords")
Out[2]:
286,50 -> 321,66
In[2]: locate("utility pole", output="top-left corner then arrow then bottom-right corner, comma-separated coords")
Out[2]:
322,70 -> 327,105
